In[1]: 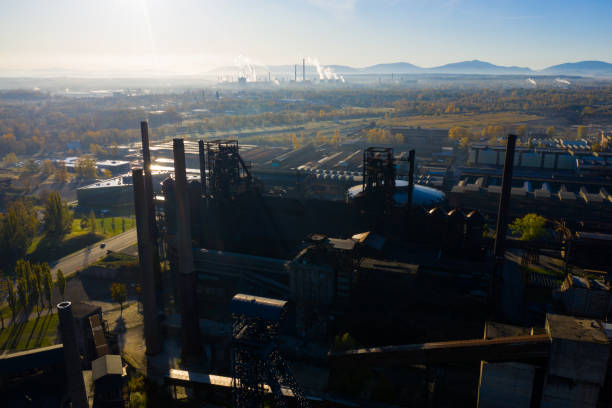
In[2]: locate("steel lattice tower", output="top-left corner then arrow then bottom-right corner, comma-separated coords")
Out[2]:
230,294 -> 310,408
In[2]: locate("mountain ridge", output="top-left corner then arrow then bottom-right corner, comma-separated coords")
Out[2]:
209,59 -> 612,77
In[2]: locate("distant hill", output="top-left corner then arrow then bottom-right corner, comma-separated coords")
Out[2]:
541,61 -> 612,76
427,60 -> 533,75
207,59 -> 612,77
360,62 -> 423,74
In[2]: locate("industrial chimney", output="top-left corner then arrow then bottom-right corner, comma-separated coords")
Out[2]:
133,168 -> 162,355
303,58 -> 306,82
57,301 -> 88,408
172,138 -> 203,360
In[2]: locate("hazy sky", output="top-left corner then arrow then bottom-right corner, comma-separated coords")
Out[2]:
1,0 -> 611,75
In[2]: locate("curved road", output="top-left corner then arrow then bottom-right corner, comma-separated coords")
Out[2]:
49,229 -> 137,279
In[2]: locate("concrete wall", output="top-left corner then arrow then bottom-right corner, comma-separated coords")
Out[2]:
478,362 -> 536,408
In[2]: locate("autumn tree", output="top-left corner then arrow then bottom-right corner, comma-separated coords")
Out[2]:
516,125 -> 527,137
577,125 -> 587,139
110,282 -> 127,315
55,161 -> 68,183
448,126 -> 470,140
316,131 -> 326,144
43,191 -> 73,240
41,160 -> 55,176
546,126 -> 555,137
75,157 -> 97,179
291,133 -> 300,150
1,152 -> 18,167
331,129 -> 340,145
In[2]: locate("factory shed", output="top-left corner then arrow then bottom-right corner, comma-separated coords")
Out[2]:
91,354 -> 126,407
560,274 -> 611,319
477,322 -> 539,408
0,344 -> 64,377
541,314 -> 610,408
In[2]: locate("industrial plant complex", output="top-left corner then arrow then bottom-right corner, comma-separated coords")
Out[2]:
3,117 -> 610,408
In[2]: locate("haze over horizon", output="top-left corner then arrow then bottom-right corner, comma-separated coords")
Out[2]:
1,0 -> 612,76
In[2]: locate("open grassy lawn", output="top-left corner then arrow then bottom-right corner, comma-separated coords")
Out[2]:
93,251 -> 138,269
390,112 -> 543,130
26,216 -> 136,263
0,312 -> 59,352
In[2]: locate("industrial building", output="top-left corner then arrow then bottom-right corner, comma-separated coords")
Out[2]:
19,122 -> 605,407
451,142 -> 612,229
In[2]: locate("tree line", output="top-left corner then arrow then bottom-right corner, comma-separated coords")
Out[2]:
0,191 -> 72,269
2,259 -> 65,324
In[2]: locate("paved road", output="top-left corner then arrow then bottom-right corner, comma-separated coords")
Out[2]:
49,229 -> 137,278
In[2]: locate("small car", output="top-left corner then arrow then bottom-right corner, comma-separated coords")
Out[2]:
100,243 -> 106,249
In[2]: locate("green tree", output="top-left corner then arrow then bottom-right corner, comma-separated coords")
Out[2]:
110,282 -> 127,315
0,277 -> 5,329
56,269 -> 66,299
121,218 -> 126,233
31,263 -> 44,311
7,279 -> 17,323
42,267 -> 54,309
43,191 -> 73,240
55,161 -> 68,183
89,210 -> 97,234
510,213 -> 547,241
516,125 -> 527,137
41,160 -> 55,176
0,199 -> 37,259
75,157 -> 97,179
24,159 -> 39,174
17,276 -> 28,315
546,126 -> 556,137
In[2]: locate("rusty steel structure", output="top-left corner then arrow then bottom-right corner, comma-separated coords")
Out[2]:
205,140 -> 252,200
230,294 -> 310,408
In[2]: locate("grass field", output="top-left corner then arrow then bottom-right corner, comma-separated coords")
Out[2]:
26,216 -> 136,263
0,311 -> 58,352
390,112 -> 543,130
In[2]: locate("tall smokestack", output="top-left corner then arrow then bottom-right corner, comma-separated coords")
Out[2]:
494,134 -> 517,258
408,149 -> 415,207
57,301 -> 88,408
173,138 -> 202,360
140,121 -> 161,298
303,58 -> 305,82
294,65 -> 297,81
198,140 -> 207,196
133,169 -> 161,355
